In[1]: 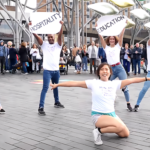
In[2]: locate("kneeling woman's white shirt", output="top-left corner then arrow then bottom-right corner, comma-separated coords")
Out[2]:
86,79 -> 121,113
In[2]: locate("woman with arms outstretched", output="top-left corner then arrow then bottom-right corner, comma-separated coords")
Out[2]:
50,63 -> 150,145
98,25 -> 132,111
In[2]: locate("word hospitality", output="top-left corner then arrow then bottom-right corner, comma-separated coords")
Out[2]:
97,15 -> 126,34
30,13 -> 61,32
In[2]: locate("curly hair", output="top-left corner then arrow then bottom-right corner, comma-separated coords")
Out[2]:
21,42 -> 27,48
105,36 -> 119,46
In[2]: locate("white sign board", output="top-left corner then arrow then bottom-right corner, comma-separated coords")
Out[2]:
29,12 -> 62,34
96,15 -> 127,36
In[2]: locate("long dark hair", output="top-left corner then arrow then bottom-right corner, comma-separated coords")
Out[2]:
96,63 -> 113,79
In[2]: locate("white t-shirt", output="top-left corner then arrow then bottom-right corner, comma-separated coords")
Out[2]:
30,48 -> 39,57
147,42 -> 150,71
104,43 -> 121,65
41,41 -> 62,71
86,79 -> 122,113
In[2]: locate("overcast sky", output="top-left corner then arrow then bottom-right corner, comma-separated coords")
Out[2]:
10,0 -> 37,13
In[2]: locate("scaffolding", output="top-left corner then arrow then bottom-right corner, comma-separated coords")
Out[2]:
0,0 -> 150,49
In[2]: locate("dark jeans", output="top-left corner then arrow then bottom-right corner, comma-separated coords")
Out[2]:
10,59 -> 17,70
133,59 -> 141,74
39,70 -> 60,108
0,56 -> 5,73
90,58 -> 96,73
123,59 -> 130,73
101,58 -> 107,63
131,58 -> 134,72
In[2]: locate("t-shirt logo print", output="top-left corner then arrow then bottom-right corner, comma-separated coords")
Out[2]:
48,45 -> 55,51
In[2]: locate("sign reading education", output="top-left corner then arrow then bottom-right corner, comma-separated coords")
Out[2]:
29,12 -> 62,34
96,15 -> 127,36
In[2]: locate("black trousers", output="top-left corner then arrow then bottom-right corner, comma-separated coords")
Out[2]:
90,58 -> 96,73
0,56 -> 5,73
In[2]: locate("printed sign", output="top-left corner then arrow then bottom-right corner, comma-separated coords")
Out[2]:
96,15 -> 127,36
29,12 -> 62,34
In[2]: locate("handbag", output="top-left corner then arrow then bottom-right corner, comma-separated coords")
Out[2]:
127,56 -> 131,62
36,53 -> 42,62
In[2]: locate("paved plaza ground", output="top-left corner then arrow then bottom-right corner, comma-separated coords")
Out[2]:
0,68 -> 150,150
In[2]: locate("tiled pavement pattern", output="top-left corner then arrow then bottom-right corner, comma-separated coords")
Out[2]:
0,69 -> 150,150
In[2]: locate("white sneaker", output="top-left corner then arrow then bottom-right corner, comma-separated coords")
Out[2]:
74,70 -> 77,73
5,70 -> 9,73
25,73 -> 28,75
93,128 -> 103,145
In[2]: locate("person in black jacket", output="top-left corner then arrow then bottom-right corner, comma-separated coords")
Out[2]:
133,43 -> 142,75
13,42 -> 28,74
130,45 -> 134,72
120,47 -> 125,65
9,44 -> 17,71
141,44 -> 147,73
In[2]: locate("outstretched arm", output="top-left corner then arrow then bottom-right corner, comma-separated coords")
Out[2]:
120,77 -> 150,89
118,28 -> 125,47
50,81 -> 87,90
57,21 -> 64,46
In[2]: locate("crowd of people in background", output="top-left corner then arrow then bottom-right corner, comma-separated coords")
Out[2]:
0,39 -> 147,77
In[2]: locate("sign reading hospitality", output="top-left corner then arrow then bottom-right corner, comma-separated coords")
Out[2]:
29,12 -> 62,34
96,15 -> 127,36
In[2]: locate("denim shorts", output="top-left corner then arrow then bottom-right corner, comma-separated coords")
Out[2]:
91,111 -> 117,125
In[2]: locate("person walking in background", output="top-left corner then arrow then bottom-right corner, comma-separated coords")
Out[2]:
120,46 -> 125,65
9,44 -> 17,73
13,42 -> 29,75
98,47 -> 107,63
88,41 -> 98,74
95,43 -> 101,67
0,40 -> 7,74
82,45 -> 88,72
72,44 -> 79,73
30,44 -> 40,73
133,43 -> 142,75
130,45 -> 134,72
141,44 -> 147,73
123,43 -> 131,76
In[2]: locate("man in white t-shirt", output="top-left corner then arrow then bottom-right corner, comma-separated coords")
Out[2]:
31,21 -> 64,115
134,39 -> 150,112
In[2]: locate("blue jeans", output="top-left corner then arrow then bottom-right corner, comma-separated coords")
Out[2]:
10,59 -> 17,70
5,58 -> 9,70
39,70 -> 60,108
101,58 -> 107,63
82,56 -> 87,71
133,59 -> 141,74
22,62 -> 27,73
123,59 -> 130,73
136,71 -> 150,106
110,64 -> 130,102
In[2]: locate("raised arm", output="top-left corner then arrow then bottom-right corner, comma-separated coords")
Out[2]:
120,77 -> 150,89
33,33 -> 43,46
57,21 -> 64,46
118,28 -> 125,47
50,81 -> 87,90
98,35 -> 106,49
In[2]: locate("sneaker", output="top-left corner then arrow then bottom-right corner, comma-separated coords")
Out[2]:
54,102 -> 64,108
74,70 -> 77,73
133,105 -> 139,112
5,70 -> 9,73
127,103 -> 133,112
0,109 -> 5,114
38,108 -> 46,115
93,129 -> 103,145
